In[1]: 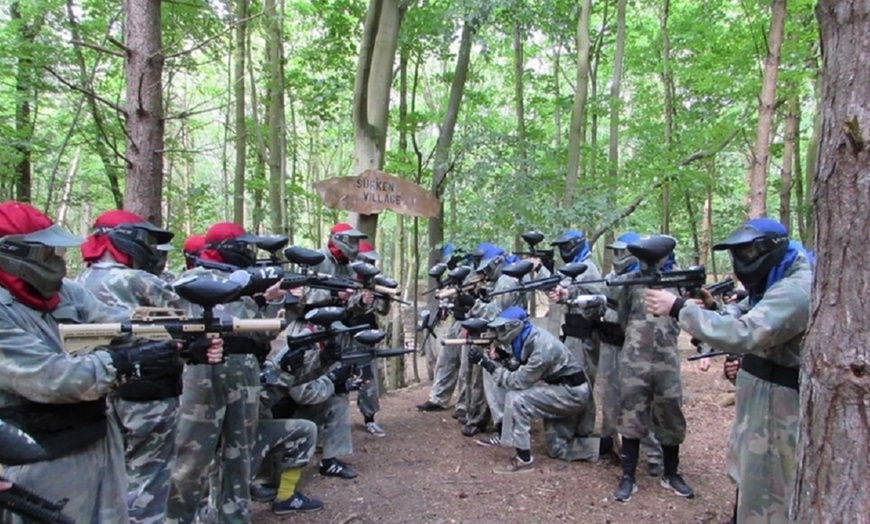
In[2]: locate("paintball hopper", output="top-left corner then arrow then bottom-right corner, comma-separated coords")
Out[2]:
501,259 -> 535,279
354,329 -> 387,346
255,235 -> 289,255
417,309 -> 432,332
428,263 -> 448,281
351,262 -> 381,280
521,231 -> 545,247
375,275 -> 399,289
174,276 -> 243,309
558,262 -> 588,280
626,235 -> 677,266
447,265 -> 472,284
283,245 -> 326,267
0,420 -> 48,466
232,266 -> 285,295
304,306 -> 347,327
460,317 -> 489,333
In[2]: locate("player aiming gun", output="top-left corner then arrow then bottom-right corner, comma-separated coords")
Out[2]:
604,235 -> 707,294
440,317 -> 496,347
513,231 -> 555,272
486,260 -> 588,299
339,329 -> 416,368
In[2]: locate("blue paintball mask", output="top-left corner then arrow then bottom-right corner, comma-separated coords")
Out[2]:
713,218 -> 788,289
551,229 -> 589,263
607,232 -> 640,274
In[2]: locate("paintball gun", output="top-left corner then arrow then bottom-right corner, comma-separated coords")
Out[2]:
513,231 -> 555,272
704,276 -> 737,298
417,308 -> 442,354
59,276 -> 286,355
253,235 -> 290,266
486,260 -> 588,300
339,329 -> 416,368
0,421 -> 75,524
604,235 -> 706,295
440,317 -> 496,347
432,266 -> 484,300
285,306 -> 369,351
425,265 -> 470,296
280,246 -> 403,302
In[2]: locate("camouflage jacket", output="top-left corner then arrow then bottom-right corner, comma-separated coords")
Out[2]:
76,261 -> 186,310
492,326 -> 585,390
677,253 -> 812,367
302,248 -> 371,315
288,375 -> 335,405
470,273 -> 528,321
0,281 -> 129,409
563,257 -> 605,317
611,269 -> 681,349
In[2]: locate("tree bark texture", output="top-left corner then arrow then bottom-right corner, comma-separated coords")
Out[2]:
123,0 -> 164,224
793,2 -> 870,521
660,0 -> 673,234
266,0 -> 286,234
233,0 -> 248,225
779,94 -> 798,231
563,0 -> 591,211
11,2 -> 43,203
748,0 -> 787,219
351,0 -> 403,243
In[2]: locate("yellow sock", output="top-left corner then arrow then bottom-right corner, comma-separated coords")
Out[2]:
277,468 -> 302,500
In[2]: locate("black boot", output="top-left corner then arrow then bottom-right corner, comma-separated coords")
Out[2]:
614,437 -> 639,502
660,445 -> 694,498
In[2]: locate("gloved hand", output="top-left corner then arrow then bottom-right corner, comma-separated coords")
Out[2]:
319,339 -> 343,364
182,338 -> 222,365
109,339 -> 181,378
467,347 -> 485,365
279,347 -> 306,373
328,365 -> 358,394
479,357 -> 498,374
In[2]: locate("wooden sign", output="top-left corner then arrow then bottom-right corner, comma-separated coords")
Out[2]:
314,170 -> 441,218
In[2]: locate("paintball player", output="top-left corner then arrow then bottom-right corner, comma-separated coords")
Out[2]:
301,223 -> 382,436
76,210 -> 222,524
594,232 -> 663,474
417,244 -> 472,418
166,222 -> 304,522
0,201 -> 183,523
468,307 -> 590,473
546,229 -> 606,461
644,218 -> 811,523
610,234 -> 693,502
463,243 -> 534,441
155,243 -> 176,281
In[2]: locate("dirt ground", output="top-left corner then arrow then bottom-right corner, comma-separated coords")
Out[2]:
252,342 -> 737,524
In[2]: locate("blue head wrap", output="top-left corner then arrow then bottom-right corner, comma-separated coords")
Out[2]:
560,229 -> 591,263
751,239 -> 812,305
497,306 -> 532,360
613,232 -> 640,274
661,251 -> 676,272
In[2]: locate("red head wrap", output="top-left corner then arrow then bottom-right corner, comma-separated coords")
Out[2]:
80,210 -> 146,266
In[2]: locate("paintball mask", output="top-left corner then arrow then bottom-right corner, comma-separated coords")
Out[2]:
212,237 -> 258,268
607,232 -> 641,274
475,243 -> 506,281
551,230 -> 587,263
101,222 -> 174,274
0,235 -> 69,298
329,223 -> 367,261
714,219 -> 788,289
488,306 -> 530,347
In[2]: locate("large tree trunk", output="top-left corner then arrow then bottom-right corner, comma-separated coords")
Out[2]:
123,0 -> 164,224
660,0 -> 673,234
233,0 -> 248,225
748,0 -> 787,218
601,0 -> 626,269
793,1 -> 870,521
266,0 -> 286,234
11,2 -> 44,203
563,0 -> 591,211
350,0 -> 404,243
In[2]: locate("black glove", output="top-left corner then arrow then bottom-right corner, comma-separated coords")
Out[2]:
319,339 -> 343,364
479,357 -> 498,374
182,338 -> 218,365
328,364 -> 356,395
109,339 -> 181,378
467,347 -> 485,365
456,293 -> 476,308
279,347 -> 306,373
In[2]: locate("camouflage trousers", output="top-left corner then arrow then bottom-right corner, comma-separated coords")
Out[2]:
295,394 -> 352,460
0,420 -> 129,523
483,367 -> 506,425
598,342 -> 662,463
110,396 -> 179,524
499,383 -> 592,460
460,345 -> 489,430
356,362 -> 380,419
251,418 -> 317,488
728,371 -> 799,524
166,354 -> 261,524
427,321 -> 467,410
617,340 -> 685,446
564,334 -> 601,459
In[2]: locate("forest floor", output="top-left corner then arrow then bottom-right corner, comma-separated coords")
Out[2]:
252,336 -> 738,524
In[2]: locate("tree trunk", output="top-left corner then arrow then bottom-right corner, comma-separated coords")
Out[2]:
11,2 -> 44,203
55,147 -> 80,225
563,0 -> 591,211
793,2 -> 870,521
123,0 -> 165,224
779,94 -> 798,231
247,26 -> 267,233
233,0 -> 248,225
266,0 -> 286,234
802,71 -> 823,249
699,160 -> 714,271
748,0 -> 787,218
660,0 -> 673,234
552,44 -> 561,150
350,0 -> 404,243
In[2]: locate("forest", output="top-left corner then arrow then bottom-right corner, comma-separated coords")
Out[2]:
1,0 -> 868,520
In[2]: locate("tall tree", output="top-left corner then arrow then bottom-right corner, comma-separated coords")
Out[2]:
793,1 -> 870,520
123,0 -> 165,223
265,0 -> 286,234
233,0 -> 249,225
748,0 -> 787,218
659,0 -> 673,234
563,0 -> 591,211
350,0 -> 405,243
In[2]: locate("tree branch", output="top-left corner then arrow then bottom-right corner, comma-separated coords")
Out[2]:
588,128 -> 741,246
45,67 -> 127,115
164,104 -> 225,120
71,39 -> 124,58
164,11 -> 264,60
